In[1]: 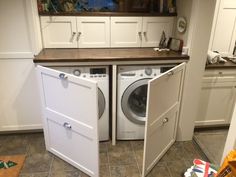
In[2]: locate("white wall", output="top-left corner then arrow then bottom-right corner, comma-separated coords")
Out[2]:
177,0 -> 217,141
0,0 -> 42,131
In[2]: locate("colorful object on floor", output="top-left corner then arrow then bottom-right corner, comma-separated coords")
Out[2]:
184,159 -> 218,177
216,150 -> 236,177
0,155 -> 26,177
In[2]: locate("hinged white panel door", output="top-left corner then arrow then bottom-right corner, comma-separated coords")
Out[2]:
77,17 -> 110,48
37,66 -> 99,177
141,17 -> 174,47
40,16 -> 77,48
142,63 -> 186,177
111,17 -> 142,47
211,0 -> 236,56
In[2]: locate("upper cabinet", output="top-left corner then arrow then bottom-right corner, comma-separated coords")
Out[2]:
41,16 -> 110,48
210,0 -> 236,56
111,17 -> 174,48
41,16 -> 174,48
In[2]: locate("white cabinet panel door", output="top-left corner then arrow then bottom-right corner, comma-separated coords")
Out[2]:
77,17 -> 110,48
111,17 -> 142,47
142,17 -> 174,47
37,66 -> 99,177
142,63 -> 186,177
211,0 -> 236,56
196,81 -> 236,126
41,16 -> 77,48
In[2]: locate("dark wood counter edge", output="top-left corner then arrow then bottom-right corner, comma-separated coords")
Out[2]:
39,12 -> 177,17
34,57 -> 189,63
205,59 -> 236,69
34,48 -> 189,63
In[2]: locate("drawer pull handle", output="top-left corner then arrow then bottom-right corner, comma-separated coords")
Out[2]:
219,72 -> 223,75
59,73 -> 68,80
77,32 -> 82,41
70,32 -> 76,42
138,32 -> 142,40
167,71 -> 174,76
63,122 -> 72,129
163,118 -> 169,124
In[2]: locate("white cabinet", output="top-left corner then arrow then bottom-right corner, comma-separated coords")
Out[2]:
195,69 -> 236,126
111,17 -> 174,48
36,62 -> 186,177
111,17 -> 142,47
41,16 -> 174,49
141,17 -> 174,47
41,17 -> 77,48
41,16 -> 110,48
210,0 -> 236,56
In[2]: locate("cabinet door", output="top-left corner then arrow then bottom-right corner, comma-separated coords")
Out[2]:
111,17 -> 142,47
37,66 -> 99,177
142,63 -> 186,177
141,17 -> 174,47
41,16 -> 77,48
195,81 -> 236,126
77,17 -> 110,48
211,0 -> 236,56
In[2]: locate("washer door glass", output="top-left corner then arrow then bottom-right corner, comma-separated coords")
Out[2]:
121,79 -> 149,125
98,88 -> 105,119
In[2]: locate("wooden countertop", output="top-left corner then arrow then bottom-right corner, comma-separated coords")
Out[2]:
205,58 -> 236,69
34,48 -> 189,63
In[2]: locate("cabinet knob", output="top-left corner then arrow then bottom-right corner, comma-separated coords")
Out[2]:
63,122 -> 72,129
59,73 -> 68,80
219,71 -> 223,75
163,118 -> 169,124
77,32 -> 82,41
138,32 -> 142,40
167,71 -> 174,76
70,32 -> 76,42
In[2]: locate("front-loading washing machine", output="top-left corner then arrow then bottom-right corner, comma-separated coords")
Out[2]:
51,66 -> 109,141
117,65 -> 161,140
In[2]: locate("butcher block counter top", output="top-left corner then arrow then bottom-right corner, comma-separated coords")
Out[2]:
34,48 -> 189,63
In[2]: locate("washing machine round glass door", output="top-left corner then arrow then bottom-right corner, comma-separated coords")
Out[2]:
98,88 -> 106,119
121,78 -> 149,125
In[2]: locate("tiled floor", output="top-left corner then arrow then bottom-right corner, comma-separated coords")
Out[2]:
0,133 -> 206,177
193,128 -> 228,165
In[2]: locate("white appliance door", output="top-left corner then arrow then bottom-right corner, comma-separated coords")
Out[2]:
37,65 -> 99,177
142,63 -> 186,177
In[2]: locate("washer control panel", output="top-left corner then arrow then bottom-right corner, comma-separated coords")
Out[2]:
72,67 -> 108,78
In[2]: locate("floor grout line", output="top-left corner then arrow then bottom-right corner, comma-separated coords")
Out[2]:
47,155 -> 54,177
106,141 -> 112,177
130,141 -> 142,177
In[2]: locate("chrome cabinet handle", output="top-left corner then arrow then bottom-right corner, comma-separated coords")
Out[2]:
59,73 -> 68,80
163,118 -> 169,124
77,32 -> 82,41
138,31 -> 142,40
70,32 -> 76,42
63,122 -> 72,129
167,71 -> 174,76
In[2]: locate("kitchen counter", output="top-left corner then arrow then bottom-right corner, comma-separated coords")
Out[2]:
205,58 -> 236,69
34,48 -> 189,63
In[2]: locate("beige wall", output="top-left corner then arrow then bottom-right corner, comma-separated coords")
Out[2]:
177,0 -> 217,141
174,0 -> 193,46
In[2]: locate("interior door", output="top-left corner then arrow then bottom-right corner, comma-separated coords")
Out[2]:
37,66 -> 99,177
142,63 -> 186,177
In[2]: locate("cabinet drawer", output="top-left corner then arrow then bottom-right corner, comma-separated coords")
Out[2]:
204,69 -> 236,77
